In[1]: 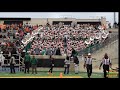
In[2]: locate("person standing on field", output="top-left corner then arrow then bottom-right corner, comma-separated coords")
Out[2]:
99,53 -> 112,78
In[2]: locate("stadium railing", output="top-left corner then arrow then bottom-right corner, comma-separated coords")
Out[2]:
78,34 -> 118,56
1,54 -> 23,72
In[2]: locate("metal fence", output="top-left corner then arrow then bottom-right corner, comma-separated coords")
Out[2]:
0,54 -> 24,72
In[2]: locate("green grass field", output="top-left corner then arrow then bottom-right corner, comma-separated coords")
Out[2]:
0,71 -> 118,78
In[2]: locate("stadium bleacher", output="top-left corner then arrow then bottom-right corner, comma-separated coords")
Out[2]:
0,23 -> 110,71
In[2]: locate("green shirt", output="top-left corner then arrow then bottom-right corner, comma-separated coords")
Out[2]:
25,42 -> 31,52
74,51 -> 78,56
31,57 -> 37,65
24,53 -> 31,62
41,49 -> 46,55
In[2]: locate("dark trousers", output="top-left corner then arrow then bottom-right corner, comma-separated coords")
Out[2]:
32,65 -> 37,74
24,61 -> 30,73
49,66 -> 53,73
10,64 -> 15,73
103,65 -> 109,78
86,64 -> 92,78
64,64 -> 70,74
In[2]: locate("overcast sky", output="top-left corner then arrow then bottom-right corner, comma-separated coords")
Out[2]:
0,12 -> 118,25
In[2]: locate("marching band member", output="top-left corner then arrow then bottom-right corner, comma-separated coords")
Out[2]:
9,55 -> 16,74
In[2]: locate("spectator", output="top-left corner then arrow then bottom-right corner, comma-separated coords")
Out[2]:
64,55 -> 70,74
31,55 -> 37,74
48,55 -> 54,74
9,55 -> 16,74
0,28 -> 1,32
3,35 -> 6,38
46,47 -> 52,55
0,51 -> 5,66
34,46 -> 40,55
11,47 -> 17,58
21,50 -> 26,58
56,47 -> 61,55
24,51 -> 31,74
0,35 -> 2,38
74,56 -> 79,74
71,48 -> 77,57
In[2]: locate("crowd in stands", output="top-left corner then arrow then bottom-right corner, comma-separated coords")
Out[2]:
0,23 -> 39,60
0,24 -> 38,51
0,22 -> 109,60
29,23 -> 108,56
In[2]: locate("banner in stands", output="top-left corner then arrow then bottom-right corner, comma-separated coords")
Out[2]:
21,27 -> 42,48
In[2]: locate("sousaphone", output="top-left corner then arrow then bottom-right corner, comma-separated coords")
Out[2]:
90,35 -> 95,41
85,39 -> 91,45
95,33 -> 101,39
103,30 -> 109,36
102,33 -> 107,39
22,38 -> 27,45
